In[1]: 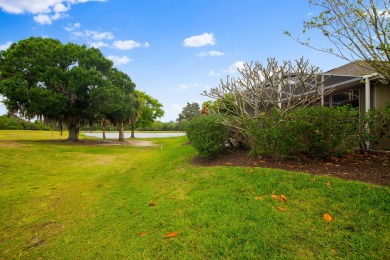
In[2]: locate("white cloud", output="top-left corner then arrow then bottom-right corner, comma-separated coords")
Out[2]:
64,22 -> 80,32
90,41 -> 109,48
107,55 -> 133,66
183,32 -> 215,47
33,12 -> 67,25
197,50 -> 224,57
112,40 -> 140,50
0,41 -> 12,51
227,61 -> 245,74
85,30 -> 114,40
53,2 -> 69,13
112,40 -> 149,50
0,0 -> 107,25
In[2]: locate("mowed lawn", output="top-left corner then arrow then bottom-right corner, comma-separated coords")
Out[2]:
0,131 -> 389,259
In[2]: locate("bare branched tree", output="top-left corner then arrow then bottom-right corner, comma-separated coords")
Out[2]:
286,0 -> 390,81
202,57 -> 333,147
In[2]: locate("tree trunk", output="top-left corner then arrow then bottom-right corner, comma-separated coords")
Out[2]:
131,123 -> 135,138
102,119 -> 107,139
67,121 -> 79,141
118,121 -> 125,142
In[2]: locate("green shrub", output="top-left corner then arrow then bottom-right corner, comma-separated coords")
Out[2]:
186,115 -> 229,159
291,106 -> 359,158
245,106 -> 359,159
246,110 -> 305,158
358,103 -> 390,150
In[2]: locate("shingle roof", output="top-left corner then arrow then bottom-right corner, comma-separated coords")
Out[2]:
325,61 -> 376,76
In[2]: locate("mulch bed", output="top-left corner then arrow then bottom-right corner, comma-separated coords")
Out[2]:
192,148 -> 390,187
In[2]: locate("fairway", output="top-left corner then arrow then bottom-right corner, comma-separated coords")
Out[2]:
0,130 -> 389,259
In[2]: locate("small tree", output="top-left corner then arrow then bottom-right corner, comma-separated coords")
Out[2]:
177,102 -> 200,122
287,0 -> 390,81
129,90 -> 164,138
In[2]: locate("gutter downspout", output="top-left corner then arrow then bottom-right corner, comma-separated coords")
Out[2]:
364,76 -> 371,149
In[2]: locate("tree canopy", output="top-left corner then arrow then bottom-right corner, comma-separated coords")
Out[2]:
287,0 -> 390,81
0,37 -> 137,141
128,90 -> 164,138
177,102 -> 200,122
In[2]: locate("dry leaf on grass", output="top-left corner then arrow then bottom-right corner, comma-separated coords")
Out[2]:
255,196 -> 264,201
271,194 -> 279,200
137,232 -> 149,237
280,194 -> 287,202
326,182 -> 332,186
165,231 -> 178,238
277,206 -> 287,212
149,202 -> 156,207
324,213 -> 332,222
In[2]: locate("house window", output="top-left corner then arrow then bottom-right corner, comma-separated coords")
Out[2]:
331,89 -> 359,109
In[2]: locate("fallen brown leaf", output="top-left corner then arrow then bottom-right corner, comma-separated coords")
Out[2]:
324,213 -> 332,222
165,231 -> 178,238
280,194 -> 287,202
277,206 -> 287,212
271,194 -> 279,200
149,202 -> 156,207
137,232 -> 149,237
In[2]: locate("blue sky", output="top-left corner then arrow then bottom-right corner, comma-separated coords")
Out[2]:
0,0 -> 345,122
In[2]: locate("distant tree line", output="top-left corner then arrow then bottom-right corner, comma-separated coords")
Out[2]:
0,115 -> 52,130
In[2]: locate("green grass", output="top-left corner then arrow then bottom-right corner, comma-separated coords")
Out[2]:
0,130 -> 389,259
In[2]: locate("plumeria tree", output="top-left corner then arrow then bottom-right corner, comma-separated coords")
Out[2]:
203,57 -> 332,147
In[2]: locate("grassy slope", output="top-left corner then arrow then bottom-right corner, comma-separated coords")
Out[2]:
0,130 -> 389,259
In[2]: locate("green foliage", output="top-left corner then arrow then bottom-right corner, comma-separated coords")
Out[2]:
134,90 -> 164,128
358,103 -> 390,150
0,37 -> 137,141
0,115 -> 52,130
247,106 -> 360,159
177,102 -> 200,122
186,115 -> 229,158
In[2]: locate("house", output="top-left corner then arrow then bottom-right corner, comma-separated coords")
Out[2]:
321,61 -> 390,150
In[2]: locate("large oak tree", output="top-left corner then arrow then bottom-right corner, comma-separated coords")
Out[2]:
0,37 -> 130,141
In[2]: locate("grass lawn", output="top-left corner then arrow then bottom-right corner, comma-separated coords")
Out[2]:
0,130 -> 389,259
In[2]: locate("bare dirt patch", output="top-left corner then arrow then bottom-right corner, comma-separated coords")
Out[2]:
192,148 -> 390,187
